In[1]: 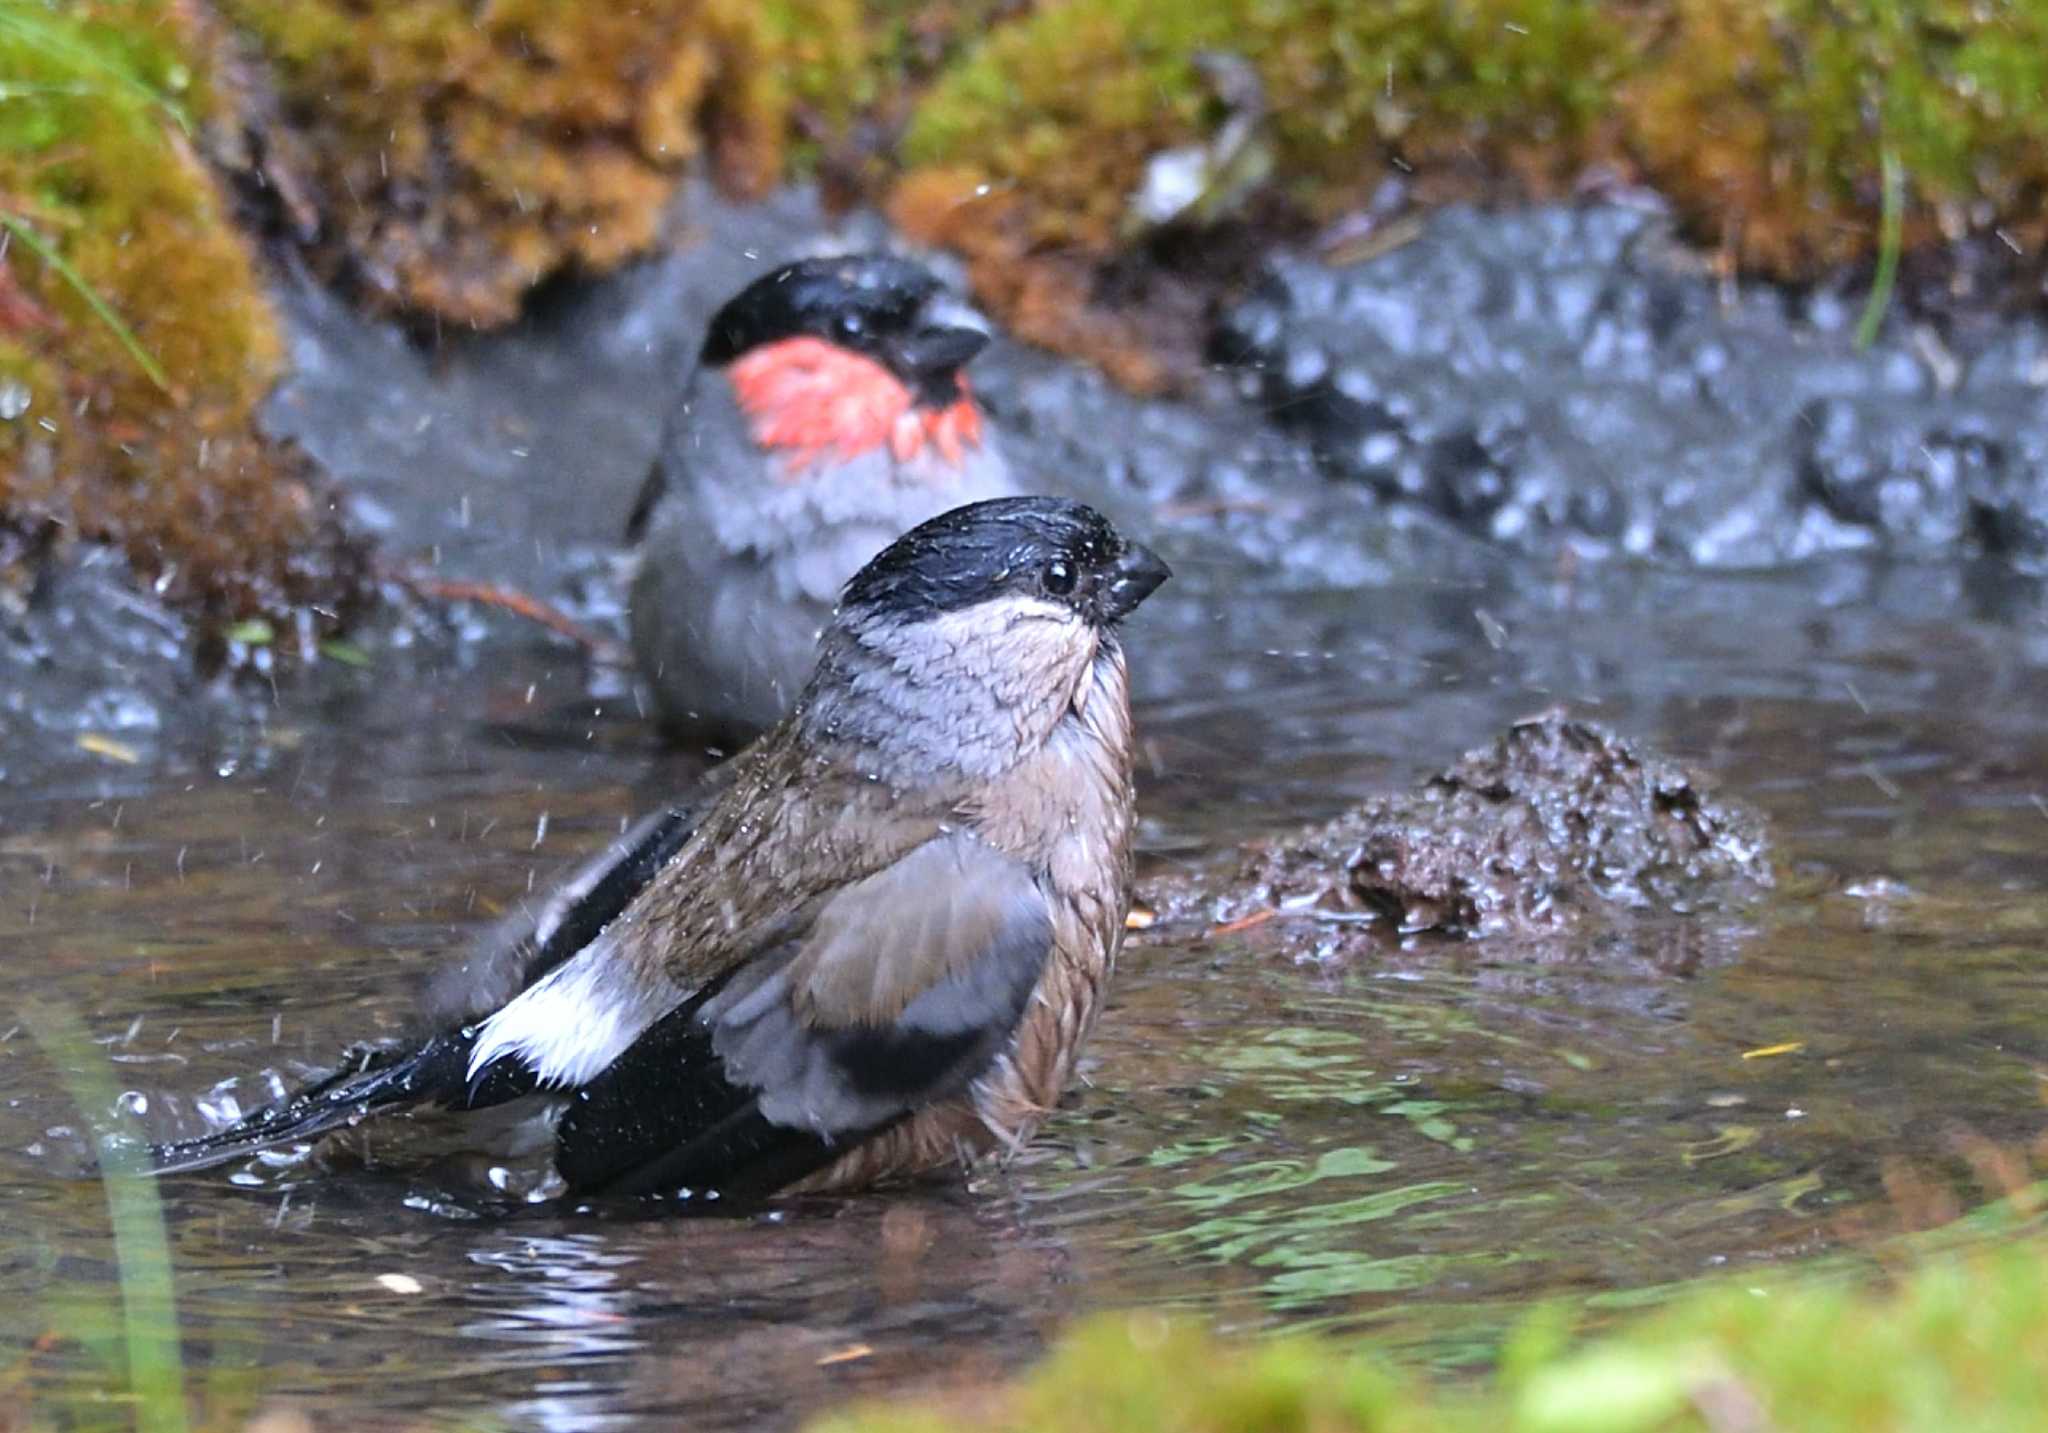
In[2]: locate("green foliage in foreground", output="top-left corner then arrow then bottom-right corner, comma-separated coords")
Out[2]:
21,997 -> 188,1433
817,1234 -> 2048,1433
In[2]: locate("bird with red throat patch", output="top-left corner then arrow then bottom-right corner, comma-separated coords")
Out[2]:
626,253 -> 1022,743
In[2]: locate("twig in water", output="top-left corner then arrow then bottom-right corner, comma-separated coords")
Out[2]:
381,564 -> 627,663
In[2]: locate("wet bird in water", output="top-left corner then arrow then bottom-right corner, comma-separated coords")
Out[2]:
626,252 -> 1022,744
153,497 -> 1170,1206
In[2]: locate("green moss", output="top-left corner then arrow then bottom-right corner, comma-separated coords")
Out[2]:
758,0 -> 875,138
0,0 -> 355,628
901,0 -> 2048,280
758,0 -> 1011,174
819,1230 -> 2048,1433
890,0 -> 1631,387
1628,0 -> 2048,271
0,0 -> 211,406
904,0 -> 1627,252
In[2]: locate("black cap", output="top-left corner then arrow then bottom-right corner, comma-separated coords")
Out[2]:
843,497 -> 1169,629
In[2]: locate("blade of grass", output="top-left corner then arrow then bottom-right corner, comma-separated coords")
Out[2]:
0,211 -> 172,392
0,6 -> 190,133
21,997 -> 189,1433
1854,145 -> 1904,351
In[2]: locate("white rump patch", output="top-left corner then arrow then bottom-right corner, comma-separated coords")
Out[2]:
467,939 -> 669,1089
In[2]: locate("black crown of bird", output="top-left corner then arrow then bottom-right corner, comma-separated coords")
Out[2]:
150,496 -> 1170,1208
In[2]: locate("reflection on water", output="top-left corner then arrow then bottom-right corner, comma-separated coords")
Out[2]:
4,559 -> 2048,1425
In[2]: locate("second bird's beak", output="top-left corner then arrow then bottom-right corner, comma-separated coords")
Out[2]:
889,325 -> 991,383
1098,542 -> 1172,623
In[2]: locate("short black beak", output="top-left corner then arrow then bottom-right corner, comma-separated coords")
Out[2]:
1099,542 -> 1171,622
889,325 -> 990,383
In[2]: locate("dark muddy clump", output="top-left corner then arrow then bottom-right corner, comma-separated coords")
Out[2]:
1153,711 -> 1771,943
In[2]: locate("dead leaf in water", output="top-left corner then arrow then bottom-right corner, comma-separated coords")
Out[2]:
75,734 -> 139,764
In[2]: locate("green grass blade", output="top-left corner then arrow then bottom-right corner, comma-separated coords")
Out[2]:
0,211 -> 173,392
0,5 -> 190,133
1854,146 -> 1905,351
21,997 -> 190,1433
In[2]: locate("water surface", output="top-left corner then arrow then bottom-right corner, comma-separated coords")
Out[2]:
5,555 -> 2047,1429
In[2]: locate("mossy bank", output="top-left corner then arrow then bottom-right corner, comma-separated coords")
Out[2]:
894,0 -> 2048,385
9,0 -> 2048,627
0,0 -> 362,634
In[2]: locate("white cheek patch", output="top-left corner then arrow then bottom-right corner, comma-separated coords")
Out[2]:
467,938 -> 668,1089
909,598 -> 1086,675
961,595 -> 1079,635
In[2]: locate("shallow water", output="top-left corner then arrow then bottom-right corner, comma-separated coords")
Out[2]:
9,186 -> 2048,1426
5,552 -> 2048,1429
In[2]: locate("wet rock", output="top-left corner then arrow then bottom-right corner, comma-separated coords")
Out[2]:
1215,203 -> 2048,568
1970,461 -> 2048,572
1152,712 -> 1771,944
2,548 -> 192,794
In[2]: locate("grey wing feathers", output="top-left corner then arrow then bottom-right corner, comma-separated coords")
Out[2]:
705,832 -> 1054,1135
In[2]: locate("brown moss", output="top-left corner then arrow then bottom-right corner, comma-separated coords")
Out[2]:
1,0 -> 366,631
218,0 -> 786,327
890,169 -> 1169,394
211,0 -> 1030,327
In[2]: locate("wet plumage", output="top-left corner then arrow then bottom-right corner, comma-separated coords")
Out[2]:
153,497 -> 1170,1207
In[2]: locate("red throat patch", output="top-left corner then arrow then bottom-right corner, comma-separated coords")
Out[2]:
727,336 -> 984,478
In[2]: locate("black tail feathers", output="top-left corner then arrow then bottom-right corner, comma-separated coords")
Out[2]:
148,1028 -> 532,1175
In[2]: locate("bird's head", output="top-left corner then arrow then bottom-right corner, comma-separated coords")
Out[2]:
803,497 -> 1172,777
838,496 -> 1170,634
701,255 -> 992,475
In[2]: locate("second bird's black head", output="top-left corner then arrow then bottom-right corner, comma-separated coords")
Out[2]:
842,497 -> 1171,631
701,254 -> 990,406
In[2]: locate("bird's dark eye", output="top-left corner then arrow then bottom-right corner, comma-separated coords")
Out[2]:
1043,559 -> 1076,596
836,313 -> 865,340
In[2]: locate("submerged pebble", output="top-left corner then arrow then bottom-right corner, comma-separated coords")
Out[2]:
1213,203 -> 2048,569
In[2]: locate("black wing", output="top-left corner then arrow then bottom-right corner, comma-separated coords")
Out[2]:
421,805 -> 696,1030
552,993 -> 833,1203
